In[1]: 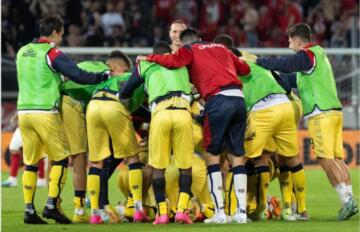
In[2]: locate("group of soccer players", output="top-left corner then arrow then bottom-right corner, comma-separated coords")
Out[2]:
15,14 -> 358,225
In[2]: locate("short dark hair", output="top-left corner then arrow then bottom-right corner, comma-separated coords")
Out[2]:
213,34 -> 234,48
288,23 -> 311,42
153,41 -> 172,54
229,46 -> 242,57
39,15 -> 64,37
180,28 -> 200,44
107,50 -> 132,68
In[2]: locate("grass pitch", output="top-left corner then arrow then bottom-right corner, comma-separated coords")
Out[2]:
2,169 -> 359,232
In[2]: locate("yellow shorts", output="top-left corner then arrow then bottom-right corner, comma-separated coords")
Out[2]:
165,155 -> 212,209
289,93 -> 303,123
149,109 -> 193,169
245,102 -> 299,158
308,110 -> 343,159
60,95 -> 87,155
264,94 -> 302,154
19,113 -> 70,165
190,100 -> 203,115
192,121 -> 204,154
86,99 -> 139,162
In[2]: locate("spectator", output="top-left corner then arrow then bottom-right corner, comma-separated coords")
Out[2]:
153,0 -> 176,24
65,24 -> 85,47
175,0 -> 198,26
1,0 -> 358,51
101,1 -> 125,37
241,1 -> 259,47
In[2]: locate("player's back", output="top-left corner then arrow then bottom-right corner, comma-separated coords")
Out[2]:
187,42 -> 241,100
139,60 -> 191,105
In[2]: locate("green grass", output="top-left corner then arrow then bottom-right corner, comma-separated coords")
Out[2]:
2,169 -> 359,232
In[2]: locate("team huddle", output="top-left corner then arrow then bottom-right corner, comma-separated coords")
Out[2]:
15,15 -> 358,225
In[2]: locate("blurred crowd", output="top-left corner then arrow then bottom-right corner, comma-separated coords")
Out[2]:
2,0 -> 359,58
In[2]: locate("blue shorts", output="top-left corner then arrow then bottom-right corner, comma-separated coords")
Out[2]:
202,94 -> 247,156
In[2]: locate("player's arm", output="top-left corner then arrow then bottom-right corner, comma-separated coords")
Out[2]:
48,48 -> 108,84
146,45 -> 193,68
230,52 -> 251,76
256,50 -> 315,73
279,72 -> 297,89
119,65 -> 144,102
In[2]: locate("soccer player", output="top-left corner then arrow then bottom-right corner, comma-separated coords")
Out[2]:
16,14 -> 109,224
138,28 -> 250,224
214,33 -> 308,221
169,19 -> 187,53
2,127 -> 46,188
86,50 -> 147,224
60,61 -> 109,223
255,23 -> 358,220
121,41 -> 194,224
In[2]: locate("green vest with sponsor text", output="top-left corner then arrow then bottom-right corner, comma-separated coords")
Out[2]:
16,42 -> 62,110
296,45 -> 342,116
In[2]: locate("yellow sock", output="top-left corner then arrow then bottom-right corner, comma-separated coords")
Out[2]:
87,168 -> 101,211
224,171 -> 237,216
247,174 -> 258,215
48,165 -> 68,198
279,167 -> 293,207
158,201 -> 168,216
256,166 -> 270,212
177,192 -> 190,212
74,196 -> 85,209
125,197 -> 135,218
291,165 -> 307,213
128,164 -> 143,204
22,169 -> 37,206
201,204 -> 215,218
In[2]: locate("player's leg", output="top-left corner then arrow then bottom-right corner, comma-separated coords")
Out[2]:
277,157 -> 295,219
308,111 -> 357,219
3,127 -> 23,187
191,155 -> 215,220
87,161 -> 103,224
116,165 -> 135,220
165,158 -> 180,218
19,115 -> 47,224
71,153 -> 88,222
152,168 -> 168,224
335,159 -> 353,198
243,106 -> 277,221
86,100 -> 109,224
107,100 -> 148,222
252,153 -> 271,220
245,161 -> 258,219
202,95 -> 231,224
37,113 -> 71,224
224,169 -> 237,216
172,109 -> 194,224
334,113 -> 355,203
60,95 -> 88,222
149,110 -> 172,224
98,154 -> 123,223
37,158 -> 47,187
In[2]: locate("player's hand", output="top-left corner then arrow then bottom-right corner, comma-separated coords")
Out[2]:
136,55 -> 148,62
100,70 -> 111,81
240,50 -> 257,62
